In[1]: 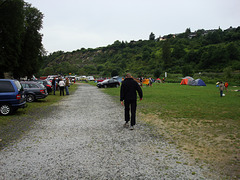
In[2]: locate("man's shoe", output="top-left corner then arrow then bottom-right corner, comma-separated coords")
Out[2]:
130,126 -> 134,130
124,122 -> 129,128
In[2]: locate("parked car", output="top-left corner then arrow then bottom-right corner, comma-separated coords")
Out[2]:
79,76 -> 87,81
21,81 -> 48,102
96,78 -> 105,82
86,76 -> 95,81
33,80 -> 52,94
97,79 -> 120,88
68,76 -> 76,82
0,79 -> 26,115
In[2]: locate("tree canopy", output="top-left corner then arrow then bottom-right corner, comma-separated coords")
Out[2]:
40,26 -> 240,78
0,0 -> 43,78
1,2 -> 239,81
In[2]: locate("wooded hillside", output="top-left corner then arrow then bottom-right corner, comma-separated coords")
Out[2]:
40,27 -> 240,79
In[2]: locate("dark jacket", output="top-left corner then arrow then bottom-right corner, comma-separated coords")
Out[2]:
120,78 -> 143,101
52,79 -> 56,86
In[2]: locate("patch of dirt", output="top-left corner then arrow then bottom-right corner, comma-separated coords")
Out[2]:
138,112 -> 240,179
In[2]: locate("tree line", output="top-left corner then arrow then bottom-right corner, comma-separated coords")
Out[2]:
0,0 -> 44,79
1,1 -> 239,80
40,26 -> 240,79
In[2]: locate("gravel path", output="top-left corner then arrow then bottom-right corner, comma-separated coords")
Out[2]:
0,84 -> 216,179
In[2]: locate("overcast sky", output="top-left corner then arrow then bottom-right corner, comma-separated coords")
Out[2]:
25,0 -> 240,54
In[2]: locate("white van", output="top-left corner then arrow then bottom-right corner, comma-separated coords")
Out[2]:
86,76 -> 95,81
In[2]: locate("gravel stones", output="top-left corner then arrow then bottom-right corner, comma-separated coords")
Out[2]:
0,84 -> 217,179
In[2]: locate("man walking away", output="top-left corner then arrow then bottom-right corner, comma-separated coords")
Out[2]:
120,73 -> 143,130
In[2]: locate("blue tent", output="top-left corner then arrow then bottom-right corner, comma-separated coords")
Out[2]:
195,79 -> 206,86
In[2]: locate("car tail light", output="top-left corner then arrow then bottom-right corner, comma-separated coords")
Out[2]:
46,85 -> 51,88
16,94 -> 21,100
40,90 -> 45,94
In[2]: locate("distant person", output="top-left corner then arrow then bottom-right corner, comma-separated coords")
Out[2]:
57,77 -> 61,90
149,77 -> 153,87
59,78 -> 65,96
52,77 -> 56,95
224,81 -> 229,92
120,73 -> 143,130
219,81 -> 225,97
65,77 -> 70,95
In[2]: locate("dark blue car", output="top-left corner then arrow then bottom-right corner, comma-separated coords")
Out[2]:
0,79 -> 26,115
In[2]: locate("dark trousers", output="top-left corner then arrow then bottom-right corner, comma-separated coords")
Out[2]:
60,86 -> 64,96
124,100 -> 137,126
53,85 -> 56,95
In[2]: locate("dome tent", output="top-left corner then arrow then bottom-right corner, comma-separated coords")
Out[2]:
180,77 -> 206,86
195,79 -> 206,86
180,76 -> 194,85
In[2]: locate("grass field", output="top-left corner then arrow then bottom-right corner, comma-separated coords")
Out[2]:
1,82 -> 239,178
101,82 -> 240,178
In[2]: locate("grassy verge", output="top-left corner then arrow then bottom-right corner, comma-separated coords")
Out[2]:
0,84 -> 79,148
101,82 -> 240,178
0,84 -> 78,124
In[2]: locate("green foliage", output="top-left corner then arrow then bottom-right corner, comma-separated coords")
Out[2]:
111,69 -> 118,77
16,3 -> 43,78
40,26 -> 240,84
162,40 -> 172,70
223,67 -> 232,79
0,0 -> 43,79
182,65 -> 194,77
149,32 -> 155,40
0,0 -> 24,78
83,65 -> 96,75
153,69 -> 161,78
1,4 -> 239,82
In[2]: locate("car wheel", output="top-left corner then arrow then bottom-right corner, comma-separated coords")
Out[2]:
116,84 -> 119,88
26,94 -> 35,102
104,85 -> 107,88
0,104 -> 12,115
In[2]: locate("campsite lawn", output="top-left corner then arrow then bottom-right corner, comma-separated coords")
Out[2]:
102,83 -> 240,178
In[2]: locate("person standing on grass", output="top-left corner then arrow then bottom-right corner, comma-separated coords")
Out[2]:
59,78 -> 65,96
65,77 -> 70,95
224,81 -> 229,92
120,73 -> 143,130
52,77 -> 56,95
219,81 -> 225,97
